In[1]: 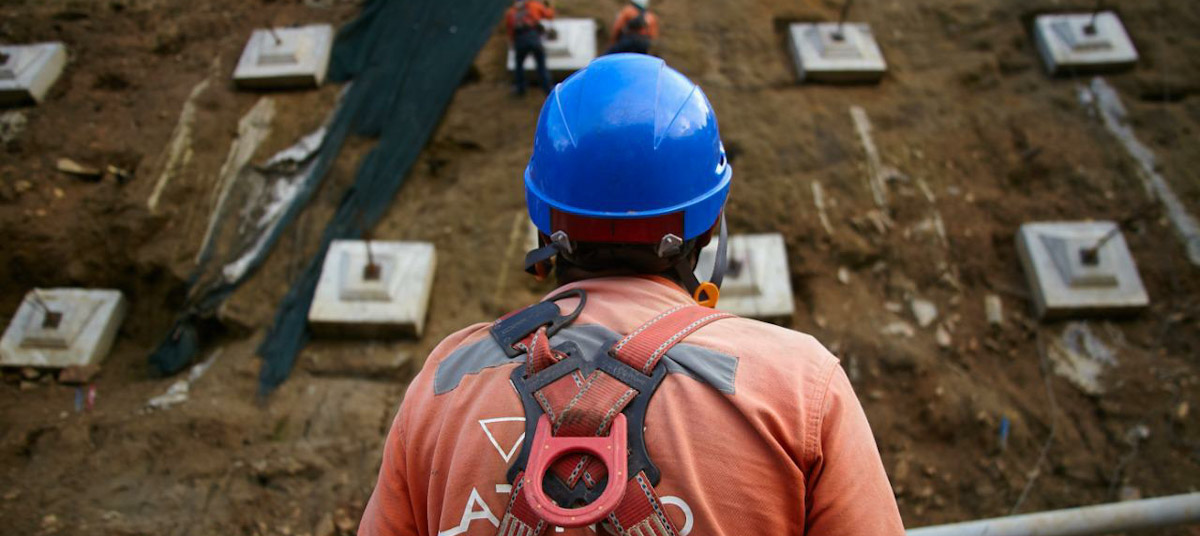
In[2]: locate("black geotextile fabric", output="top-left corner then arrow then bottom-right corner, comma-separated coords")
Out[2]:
255,0 -> 510,395
149,0 -> 508,390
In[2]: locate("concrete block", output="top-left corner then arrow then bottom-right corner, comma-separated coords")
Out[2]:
1033,12 -> 1138,75
1016,222 -> 1148,319
787,23 -> 886,83
507,19 -> 597,74
0,289 -> 127,369
695,234 -> 794,320
233,24 -> 333,89
0,43 -> 67,106
303,347 -> 411,379
308,240 -> 436,338
527,220 -> 541,255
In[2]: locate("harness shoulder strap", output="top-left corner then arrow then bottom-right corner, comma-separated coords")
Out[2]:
495,303 -> 733,536
611,304 -> 729,374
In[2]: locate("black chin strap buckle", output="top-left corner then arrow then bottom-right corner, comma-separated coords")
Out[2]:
523,243 -> 558,279
490,289 -> 587,358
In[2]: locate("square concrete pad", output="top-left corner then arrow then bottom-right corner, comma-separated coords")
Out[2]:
1034,12 -> 1138,75
1016,221 -> 1149,319
1,289 -> 127,369
507,19 -> 597,74
787,23 -> 886,83
308,240 -> 436,338
527,221 -> 541,254
696,233 -> 795,320
0,42 -> 67,106
233,24 -> 333,89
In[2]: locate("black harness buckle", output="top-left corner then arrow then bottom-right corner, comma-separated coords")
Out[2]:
490,289 -> 587,358
506,340 -> 667,506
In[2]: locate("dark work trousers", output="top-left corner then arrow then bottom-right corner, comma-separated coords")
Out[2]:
605,34 -> 652,55
513,30 -> 552,95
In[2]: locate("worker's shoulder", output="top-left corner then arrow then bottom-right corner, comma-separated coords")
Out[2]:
694,315 -> 838,373
423,322 -> 494,368
405,321 -> 497,401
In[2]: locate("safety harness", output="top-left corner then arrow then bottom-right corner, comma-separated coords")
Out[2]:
490,289 -> 732,534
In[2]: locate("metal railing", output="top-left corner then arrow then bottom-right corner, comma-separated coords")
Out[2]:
907,493 -> 1200,536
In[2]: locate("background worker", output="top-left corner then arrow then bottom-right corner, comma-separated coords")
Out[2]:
506,0 -> 556,96
358,55 -> 904,536
607,0 -> 660,55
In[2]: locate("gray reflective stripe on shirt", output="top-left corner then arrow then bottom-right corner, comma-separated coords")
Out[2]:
434,324 -> 738,395
664,343 -> 738,395
433,335 -> 511,395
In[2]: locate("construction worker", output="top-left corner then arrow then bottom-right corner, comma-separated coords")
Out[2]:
358,55 -> 904,535
506,0 -> 556,96
606,0 -> 660,55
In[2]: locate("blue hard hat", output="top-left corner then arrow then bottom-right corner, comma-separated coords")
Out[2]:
525,54 -> 731,245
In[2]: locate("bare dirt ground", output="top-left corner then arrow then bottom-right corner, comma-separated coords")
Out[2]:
1,0 -> 1199,535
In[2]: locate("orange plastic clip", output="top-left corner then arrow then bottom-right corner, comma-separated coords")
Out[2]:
693,281 -> 719,308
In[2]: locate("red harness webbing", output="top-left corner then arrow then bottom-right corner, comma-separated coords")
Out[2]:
496,304 -> 732,535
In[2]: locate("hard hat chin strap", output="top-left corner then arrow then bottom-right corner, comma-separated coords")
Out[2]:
524,212 -> 728,308
712,211 -> 729,288
523,242 -> 559,280
675,212 -> 726,308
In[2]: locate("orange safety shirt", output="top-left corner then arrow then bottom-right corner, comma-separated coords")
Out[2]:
505,1 -> 556,42
611,5 -> 660,43
359,276 -> 905,535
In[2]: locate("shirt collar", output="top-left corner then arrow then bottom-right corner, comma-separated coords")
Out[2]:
543,275 -> 694,306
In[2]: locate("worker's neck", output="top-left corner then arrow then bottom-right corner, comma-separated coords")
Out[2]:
557,267 -> 687,292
